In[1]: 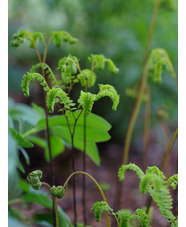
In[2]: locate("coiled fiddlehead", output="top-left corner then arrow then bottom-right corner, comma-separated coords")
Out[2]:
91,201 -> 114,222
77,69 -> 96,88
96,84 -> 120,111
46,87 -> 75,113
50,186 -> 66,198
27,170 -> 43,190
148,48 -> 176,83
21,72 -> 50,97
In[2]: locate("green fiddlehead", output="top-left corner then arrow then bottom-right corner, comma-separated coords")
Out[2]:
21,72 -> 50,97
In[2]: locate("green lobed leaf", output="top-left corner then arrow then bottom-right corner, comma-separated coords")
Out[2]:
45,135 -> 65,162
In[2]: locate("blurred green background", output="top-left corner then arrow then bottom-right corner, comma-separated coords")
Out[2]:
8,0 -> 178,143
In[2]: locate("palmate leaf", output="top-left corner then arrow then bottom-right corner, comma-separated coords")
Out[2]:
25,112 -> 111,165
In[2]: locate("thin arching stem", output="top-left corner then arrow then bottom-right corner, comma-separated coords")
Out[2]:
82,83 -> 88,226
117,0 -> 161,209
42,182 -> 59,227
63,171 -> 111,227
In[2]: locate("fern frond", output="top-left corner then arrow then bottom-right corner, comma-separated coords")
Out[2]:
88,54 -> 119,74
21,72 -> 50,97
116,209 -> 131,227
11,30 -> 44,48
57,55 -> 79,84
118,163 -> 144,182
131,209 -> 150,227
77,69 -> 96,88
96,84 -> 120,111
166,174 -> 178,190
30,62 -> 58,85
50,31 -> 78,47
46,87 -> 75,113
148,48 -> 176,83
140,174 -> 176,223
145,166 -> 166,180
78,91 -> 96,116
91,201 -> 114,222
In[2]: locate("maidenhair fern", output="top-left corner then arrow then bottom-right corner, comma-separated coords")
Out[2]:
96,84 -> 120,111
21,72 -> 50,97
77,69 -> 96,88
46,87 -> 75,113
57,55 -> 79,84
11,30 -> 44,48
88,54 -> 119,73
116,209 -> 131,227
148,48 -> 176,83
50,31 -> 78,47
166,174 -> 178,190
91,201 -> 114,222
130,209 -> 150,227
78,91 -> 97,116
118,163 -> 145,181
30,62 -> 58,86
118,164 -> 178,226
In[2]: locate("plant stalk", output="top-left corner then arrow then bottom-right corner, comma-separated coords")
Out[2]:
143,85 -> 151,171
117,0 -> 161,209
64,171 -> 111,227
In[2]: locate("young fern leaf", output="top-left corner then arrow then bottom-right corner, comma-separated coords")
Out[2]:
166,174 -> 178,190
131,209 -> 150,227
116,210 -> 131,227
57,55 -> 79,84
27,170 -> 43,190
78,91 -> 97,116
118,163 -> 145,182
30,62 -> 58,85
77,69 -> 96,87
50,31 -> 78,47
140,174 -> 176,224
11,30 -> 44,48
46,87 -> 75,113
21,72 -> 50,97
88,54 -> 119,74
96,84 -> 120,111
148,48 -> 176,83
91,201 -> 114,222
145,166 -> 166,180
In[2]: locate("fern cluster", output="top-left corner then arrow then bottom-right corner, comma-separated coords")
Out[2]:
118,164 -> 178,226
50,186 -> 66,198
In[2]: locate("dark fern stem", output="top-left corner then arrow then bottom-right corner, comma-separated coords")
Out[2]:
71,133 -> 77,227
